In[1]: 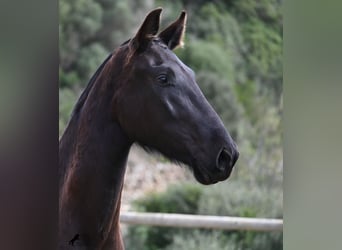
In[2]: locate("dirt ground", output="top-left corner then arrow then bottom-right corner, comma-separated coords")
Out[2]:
121,145 -> 193,211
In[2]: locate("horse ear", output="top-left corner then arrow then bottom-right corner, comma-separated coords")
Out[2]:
130,8 -> 162,53
159,11 -> 187,50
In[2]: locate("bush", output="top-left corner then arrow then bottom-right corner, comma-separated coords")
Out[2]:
124,180 -> 282,250
166,231 -> 235,250
165,230 -> 282,250
133,183 -> 202,214
124,184 -> 203,250
177,40 -> 234,81
197,181 -> 283,250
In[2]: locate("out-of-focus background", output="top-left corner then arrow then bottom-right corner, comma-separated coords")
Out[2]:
59,0 -> 282,249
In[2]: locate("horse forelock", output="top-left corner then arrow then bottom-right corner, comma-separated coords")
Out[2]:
123,36 -> 171,66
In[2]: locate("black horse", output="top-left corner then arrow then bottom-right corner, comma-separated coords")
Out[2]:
59,8 -> 239,250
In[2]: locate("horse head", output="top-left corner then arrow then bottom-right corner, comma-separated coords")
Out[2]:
113,8 -> 239,185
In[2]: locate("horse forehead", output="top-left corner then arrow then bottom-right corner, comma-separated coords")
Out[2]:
144,43 -> 181,67
132,41 -> 193,77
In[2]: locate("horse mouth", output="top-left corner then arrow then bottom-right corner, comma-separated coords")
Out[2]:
192,165 -> 233,185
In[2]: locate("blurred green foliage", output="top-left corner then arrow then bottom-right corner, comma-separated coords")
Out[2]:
125,184 -> 203,250
59,0 -> 153,88
59,0 -> 282,249
124,181 -> 282,250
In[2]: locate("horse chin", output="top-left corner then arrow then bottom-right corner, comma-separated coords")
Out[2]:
192,165 -> 233,185
193,168 -> 218,185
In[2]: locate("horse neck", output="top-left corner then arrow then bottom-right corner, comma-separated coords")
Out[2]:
59,55 -> 131,248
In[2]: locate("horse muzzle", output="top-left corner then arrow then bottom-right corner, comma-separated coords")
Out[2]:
216,147 -> 239,173
193,146 -> 239,185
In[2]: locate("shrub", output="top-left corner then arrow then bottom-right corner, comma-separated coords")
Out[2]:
166,230 -> 235,250
124,183 -> 203,250
124,180 -> 282,250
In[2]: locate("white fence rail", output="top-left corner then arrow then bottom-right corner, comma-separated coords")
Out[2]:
120,212 -> 283,232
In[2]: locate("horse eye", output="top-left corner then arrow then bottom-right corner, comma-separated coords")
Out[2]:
157,74 -> 168,84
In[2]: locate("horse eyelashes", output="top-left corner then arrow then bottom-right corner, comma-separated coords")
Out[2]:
157,74 -> 174,87
157,74 -> 168,83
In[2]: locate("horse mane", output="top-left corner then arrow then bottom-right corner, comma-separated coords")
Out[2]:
72,53 -> 113,117
71,40 -> 132,117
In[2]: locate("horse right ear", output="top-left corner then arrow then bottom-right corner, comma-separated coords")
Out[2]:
159,11 -> 187,50
129,8 -> 162,53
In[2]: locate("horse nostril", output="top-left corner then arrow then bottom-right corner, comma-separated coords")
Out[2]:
230,150 -> 239,167
216,148 -> 231,172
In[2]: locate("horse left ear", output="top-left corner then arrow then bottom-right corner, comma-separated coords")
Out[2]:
159,11 -> 187,50
130,8 -> 162,53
